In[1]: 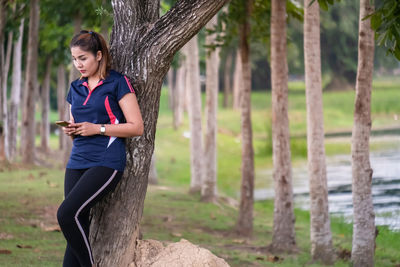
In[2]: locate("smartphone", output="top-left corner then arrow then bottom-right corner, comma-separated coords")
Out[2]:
55,120 -> 70,127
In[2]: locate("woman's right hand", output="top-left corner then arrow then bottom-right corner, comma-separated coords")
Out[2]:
62,121 -> 77,137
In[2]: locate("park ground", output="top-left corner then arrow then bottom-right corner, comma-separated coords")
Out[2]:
1,78 -> 400,266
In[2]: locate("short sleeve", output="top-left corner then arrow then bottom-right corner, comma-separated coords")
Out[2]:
117,75 -> 135,101
66,87 -> 72,104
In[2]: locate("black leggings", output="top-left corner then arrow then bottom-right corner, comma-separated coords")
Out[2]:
57,166 -> 123,267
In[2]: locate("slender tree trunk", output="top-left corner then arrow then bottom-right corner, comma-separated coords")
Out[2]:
9,18 -> 24,161
63,16 -> 82,164
304,0 -> 335,263
0,1 -> 4,161
223,51 -> 233,108
41,57 -> 52,152
202,14 -> 219,202
236,0 -> 254,237
0,0 -> 5,123
232,48 -> 242,110
1,31 -> 13,161
270,0 -> 296,252
167,68 -> 174,110
186,35 -> 204,193
351,1 -> 375,266
88,1 -> 228,266
21,0 -> 40,164
100,0 -> 109,44
148,152 -> 158,185
173,56 -> 185,129
57,65 -> 66,150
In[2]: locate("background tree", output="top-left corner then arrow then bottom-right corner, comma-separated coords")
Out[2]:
351,0 -> 376,265
202,14 -> 220,202
1,23 -> 13,161
186,34 -> 204,193
235,0 -> 255,237
88,1 -> 228,266
9,17 -> 24,161
21,0 -> 40,164
270,0 -> 296,252
304,0 -> 335,263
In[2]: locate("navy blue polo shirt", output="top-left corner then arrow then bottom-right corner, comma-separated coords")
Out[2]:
66,70 -> 135,171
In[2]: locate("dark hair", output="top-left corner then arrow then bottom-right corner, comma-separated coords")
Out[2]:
70,30 -> 111,80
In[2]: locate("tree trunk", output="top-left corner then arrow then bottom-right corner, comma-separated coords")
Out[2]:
148,152 -> 158,185
270,0 -> 296,252
89,1 -> 228,266
0,0 -> 4,161
232,48 -> 242,110
1,31 -> 13,161
304,0 -> 335,263
236,0 -> 254,237
173,55 -> 185,130
0,0 -> 5,123
351,1 -> 375,266
223,51 -> 233,108
21,0 -> 40,164
41,57 -> 52,152
57,65 -> 66,150
186,35 -> 204,193
100,0 -> 109,44
167,67 -> 174,110
9,18 -> 24,161
63,16 -> 82,165
202,14 -> 219,202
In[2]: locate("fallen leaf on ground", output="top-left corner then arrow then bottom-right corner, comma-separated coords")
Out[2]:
42,225 -> 61,232
0,249 -> 12,254
171,232 -> 182,237
0,233 -> 14,240
267,255 -> 281,262
162,215 -> 173,222
16,244 -> 33,249
46,180 -> 58,188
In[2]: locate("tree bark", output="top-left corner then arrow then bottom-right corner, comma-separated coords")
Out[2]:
202,14 -> 219,202
21,0 -> 40,164
270,0 -> 296,252
57,65 -> 66,150
304,0 -> 335,263
9,18 -> 24,161
1,31 -> 13,161
351,1 -> 375,266
186,35 -> 204,193
89,1 -> 228,266
236,0 -> 254,237
41,57 -> 52,152
223,51 -> 233,108
232,48 -> 242,110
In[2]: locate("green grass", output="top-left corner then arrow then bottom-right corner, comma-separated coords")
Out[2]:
1,78 -> 400,266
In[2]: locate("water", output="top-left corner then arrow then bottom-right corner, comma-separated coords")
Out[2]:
254,149 -> 400,230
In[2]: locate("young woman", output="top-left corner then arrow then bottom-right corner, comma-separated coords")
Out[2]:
57,30 -> 143,267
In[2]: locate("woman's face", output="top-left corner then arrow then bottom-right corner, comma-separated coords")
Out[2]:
71,46 -> 102,78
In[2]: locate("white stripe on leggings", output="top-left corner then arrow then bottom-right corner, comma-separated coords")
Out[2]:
74,170 -> 118,265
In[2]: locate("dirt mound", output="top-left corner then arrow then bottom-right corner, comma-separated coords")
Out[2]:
132,239 -> 230,267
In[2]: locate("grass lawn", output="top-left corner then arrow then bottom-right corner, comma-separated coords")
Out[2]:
1,78 -> 400,266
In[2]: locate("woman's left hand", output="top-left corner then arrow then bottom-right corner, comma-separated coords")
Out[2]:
69,122 -> 100,136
